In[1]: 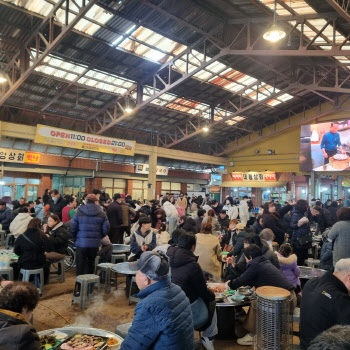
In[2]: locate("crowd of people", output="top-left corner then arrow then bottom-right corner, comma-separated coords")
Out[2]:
0,190 -> 349,350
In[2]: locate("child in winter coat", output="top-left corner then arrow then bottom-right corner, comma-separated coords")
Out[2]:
276,243 -> 301,292
156,223 -> 170,246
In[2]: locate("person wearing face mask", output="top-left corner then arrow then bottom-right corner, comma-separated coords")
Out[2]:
263,201 -> 293,246
176,193 -> 187,214
211,199 -> 223,217
238,196 -> 250,225
223,196 -> 238,220
49,189 -> 66,219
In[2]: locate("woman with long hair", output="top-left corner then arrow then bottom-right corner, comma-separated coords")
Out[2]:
222,196 -> 238,220
151,208 -> 166,230
195,223 -> 222,278
263,201 -> 292,245
44,214 -> 69,263
202,209 -> 220,234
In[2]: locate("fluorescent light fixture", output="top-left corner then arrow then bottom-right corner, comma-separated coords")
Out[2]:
323,187 -> 328,191
112,25 -> 136,46
234,189 -> 237,191
267,190 -> 270,193
0,180 -> 5,185
203,126 -> 209,132
125,107 -> 133,113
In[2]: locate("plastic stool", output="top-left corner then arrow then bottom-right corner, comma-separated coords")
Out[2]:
0,231 -> 5,246
49,260 -> 65,283
115,322 -> 132,339
94,256 -> 100,273
128,276 -> 140,305
0,267 -> 13,281
20,268 -> 44,296
111,254 -> 127,264
95,263 -> 117,294
5,234 -> 15,249
72,274 -> 100,309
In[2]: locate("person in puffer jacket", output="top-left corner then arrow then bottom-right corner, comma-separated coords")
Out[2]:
70,194 -> 110,275
120,251 -> 194,350
276,243 -> 301,291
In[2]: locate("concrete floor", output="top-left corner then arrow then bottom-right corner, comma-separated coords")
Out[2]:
33,269 -> 255,349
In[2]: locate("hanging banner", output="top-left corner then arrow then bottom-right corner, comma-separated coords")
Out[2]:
35,124 -> 136,156
232,172 -> 276,182
0,148 -> 41,164
135,163 -> 169,175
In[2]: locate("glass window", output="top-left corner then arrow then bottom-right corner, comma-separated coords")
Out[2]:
171,183 -> 181,191
15,178 -> 27,184
3,177 -> 13,183
132,189 -> 143,201
15,185 -> 25,200
28,179 -> 40,185
133,180 -> 143,188
161,182 -> 171,190
114,179 -> 126,187
1,185 -> 13,198
102,178 -> 113,187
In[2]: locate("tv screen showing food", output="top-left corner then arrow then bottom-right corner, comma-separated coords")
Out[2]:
300,120 -> 350,172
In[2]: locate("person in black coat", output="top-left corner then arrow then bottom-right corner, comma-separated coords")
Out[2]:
263,201 -> 293,245
300,260 -> 350,349
106,193 -> 123,244
251,215 -> 264,235
14,218 -> 47,271
311,206 -> 333,234
290,199 -> 311,266
0,201 -> 12,231
182,217 -> 198,234
44,214 -> 70,263
217,210 -> 230,231
328,201 -> 340,224
0,281 -> 41,350
167,232 -> 217,348
49,190 -> 66,219
42,189 -> 51,206
227,245 -> 293,291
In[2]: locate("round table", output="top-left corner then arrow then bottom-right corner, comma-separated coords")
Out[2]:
112,262 -> 138,298
38,326 -> 123,348
299,266 -> 327,288
112,244 -> 130,254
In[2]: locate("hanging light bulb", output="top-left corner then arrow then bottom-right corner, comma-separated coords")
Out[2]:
0,73 -> 7,84
263,0 -> 286,43
203,126 -> 209,132
125,96 -> 133,113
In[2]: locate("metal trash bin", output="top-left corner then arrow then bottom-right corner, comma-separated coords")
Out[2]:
255,286 -> 292,350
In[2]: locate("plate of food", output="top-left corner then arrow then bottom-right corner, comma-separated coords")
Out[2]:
40,334 -> 62,350
207,283 -> 228,301
57,333 -> 107,350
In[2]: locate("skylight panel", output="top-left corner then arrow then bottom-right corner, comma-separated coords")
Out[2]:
225,120 -> 237,125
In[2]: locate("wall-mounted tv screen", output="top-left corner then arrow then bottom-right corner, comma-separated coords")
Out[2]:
300,120 -> 350,172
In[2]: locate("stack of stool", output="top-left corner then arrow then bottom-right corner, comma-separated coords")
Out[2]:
48,260 -> 65,283
95,263 -> 117,293
0,266 -> 13,281
72,274 -> 100,309
20,268 -> 44,296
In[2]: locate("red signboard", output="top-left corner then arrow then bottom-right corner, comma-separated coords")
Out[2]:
263,172 -> 277,181
232,172 -> 244,181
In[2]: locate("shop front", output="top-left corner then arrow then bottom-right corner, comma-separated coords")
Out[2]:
221,172 -> 291,207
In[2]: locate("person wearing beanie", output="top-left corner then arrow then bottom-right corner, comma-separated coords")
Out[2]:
120,251 -> 194,350
70,194 -> 110,275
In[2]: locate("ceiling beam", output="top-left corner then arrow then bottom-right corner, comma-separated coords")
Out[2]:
326,0 -> 350,23
0,0 -> 98,108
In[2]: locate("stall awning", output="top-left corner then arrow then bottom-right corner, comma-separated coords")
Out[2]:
221,181 -> 288,188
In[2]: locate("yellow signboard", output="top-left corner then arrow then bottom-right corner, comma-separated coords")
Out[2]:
35,124 -> 136,156
0,148 -> 41,164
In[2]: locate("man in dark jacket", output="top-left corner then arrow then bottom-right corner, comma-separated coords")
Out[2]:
0,281 -> 41,350
70,194 -> 110,275
106,193 -> 123,244
218,210 -> 230,231
168,232 -> 217,350
300,258 -> 350,350
194,209 -> 206,233
120,197 -> 136,238
182,217 -> 198,234
0,200 -> 12,231
211,200 -> 223,216
311,206 -> 333,234
227,245 -> 294,346
49,189 -> 66,219
12,197 -> 26,211
121,251 -> 194,350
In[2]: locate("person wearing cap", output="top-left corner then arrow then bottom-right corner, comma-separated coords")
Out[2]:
106,193 -> 124,244
129,217 -> 156,261
120,251 -> 194,350
227,222 -> 249,263
70,193 -> 110,275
